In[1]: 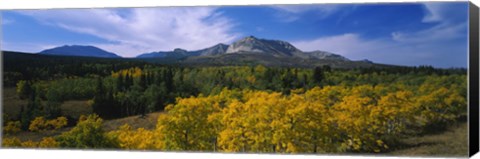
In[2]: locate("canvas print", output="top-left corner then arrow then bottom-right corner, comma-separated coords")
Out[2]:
1,2 -> 471,157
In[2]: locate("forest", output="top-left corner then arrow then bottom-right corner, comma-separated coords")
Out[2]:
2,52 -> 467,154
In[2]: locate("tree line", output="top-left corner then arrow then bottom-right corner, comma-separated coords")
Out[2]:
10,65 -> 466,129
3,73 -> 466,153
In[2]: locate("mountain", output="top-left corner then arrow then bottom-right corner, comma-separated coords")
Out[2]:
136,43 -> 230,59
136,36 -> 349,60
225,36 -> 304,57
39,45 -> 121,58
305,50 -> 350,61
133,36 -> 360,68
224,36 -> 350,61
136,51 -> 169,58
39,36 -> 365,68
193,43 -> 229,56
136,48 -> 189,59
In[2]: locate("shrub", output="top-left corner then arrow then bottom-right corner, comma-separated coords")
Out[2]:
20,140 -> 38,148
2,137 -> 22,147
4,121 -> 21,134
56,114 -> 118,149
29,117 -> 47,132
47,117 -> 68,129
38,137 -> 59,148
29,116 -> 68,132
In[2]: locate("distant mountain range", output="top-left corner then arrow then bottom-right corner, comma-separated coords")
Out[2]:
36,36 -> 378,68
134,36 -> 351,61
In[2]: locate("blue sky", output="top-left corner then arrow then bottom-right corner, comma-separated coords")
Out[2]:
1,2 -> 469,68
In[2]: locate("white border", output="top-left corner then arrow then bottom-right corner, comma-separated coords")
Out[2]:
0,149 -> 458,159
0,0 -> 472,10
0,0 -> 479,159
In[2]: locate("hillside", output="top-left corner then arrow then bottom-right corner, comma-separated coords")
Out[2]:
181,53 -> 382,68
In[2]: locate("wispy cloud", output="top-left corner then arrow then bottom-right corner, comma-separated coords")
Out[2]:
292,3 -> 468,68
272,4 -> 343,22
17,7 -> 239,57
421,2 -> 467,23
293,32 -> 466,68
391,22 -> 467,43
392,2 -> 467,44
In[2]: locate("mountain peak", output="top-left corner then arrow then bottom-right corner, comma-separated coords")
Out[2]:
215,43 -> 229,47
226,36 -> 302,57
361,59 -> 373,63
173,48 -> 187,53
189,43 -> 230,56
239,35 -> 259,41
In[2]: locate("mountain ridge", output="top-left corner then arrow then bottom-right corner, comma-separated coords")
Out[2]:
39,45 -> 121,58
38,36 -> 366,68
135,36 -> 351,61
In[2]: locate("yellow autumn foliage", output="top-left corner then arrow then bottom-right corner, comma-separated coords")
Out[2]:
29,116 -> 68,132
6,73 -> 466,153
108,124 -> 161,150
2,137 -> 59,148
111,67 -> 143,78
2,137 -> 22,147
153,80 -> 465,153
4,121 -> 21,135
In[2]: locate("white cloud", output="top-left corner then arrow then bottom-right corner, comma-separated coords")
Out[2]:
421,2 -> 466,23
272,4 -> 342,22
274,4 -> 339,14
392,2 -> 467,44
422,3 -> 444,23
17,7 -> 238,57
292,32 -> 467,68
391,22 -> 467,43
292,3 -> 469,68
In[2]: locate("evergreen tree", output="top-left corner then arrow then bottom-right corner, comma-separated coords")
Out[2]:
164,68 -> 174,93
125,73 -> 134,90
313,67 -> 324,86
16,80 -> 32,99
92,78 -> 118,119
19,88 -> 43,130
117,74 -> 124,92
139,73 -> 147,91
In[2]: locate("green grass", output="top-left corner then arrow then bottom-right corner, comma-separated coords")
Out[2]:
2,87 -> 92,120
2,87 -> 28,120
